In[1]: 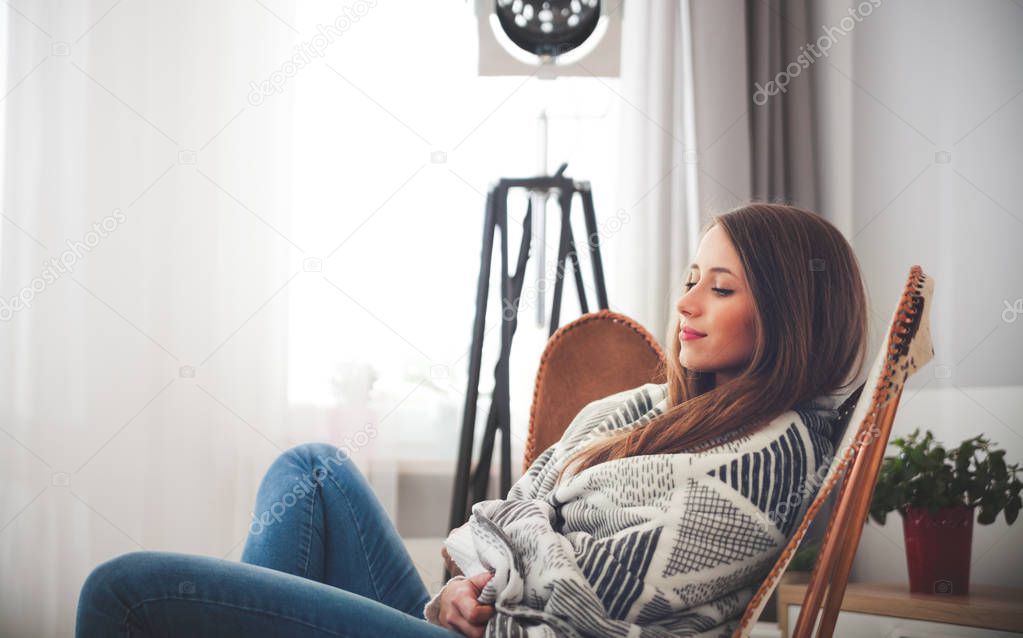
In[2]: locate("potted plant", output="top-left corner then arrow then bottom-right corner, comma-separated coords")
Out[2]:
869,429 -> 1022,595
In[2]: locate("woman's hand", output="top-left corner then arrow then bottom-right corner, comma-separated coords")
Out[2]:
437,571 -> 495,638
441,546 -> 464,577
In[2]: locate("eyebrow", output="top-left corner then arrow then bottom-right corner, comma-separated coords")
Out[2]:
689,264 -> 736,276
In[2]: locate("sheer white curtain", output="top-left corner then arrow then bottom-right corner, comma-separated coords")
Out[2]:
613,0 -> 702,348
0,2 -> 297,635
0,1 -> 628,634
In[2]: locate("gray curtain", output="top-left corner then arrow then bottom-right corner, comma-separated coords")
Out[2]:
745,0 -> 820,211
744,0 -> 833,621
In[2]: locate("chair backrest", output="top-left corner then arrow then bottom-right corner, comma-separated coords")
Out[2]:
733,265 -> 935,637
523,309 -> 666,472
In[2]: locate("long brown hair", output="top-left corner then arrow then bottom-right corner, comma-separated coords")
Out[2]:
556,202 -> 869,483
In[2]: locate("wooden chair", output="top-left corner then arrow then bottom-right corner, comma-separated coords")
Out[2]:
523,266 -> 935,638
523,308 -> 667,471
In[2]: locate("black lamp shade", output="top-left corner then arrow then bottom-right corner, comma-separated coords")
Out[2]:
495,0 -> 601,57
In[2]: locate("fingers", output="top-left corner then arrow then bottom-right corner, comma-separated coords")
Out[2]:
455,593 -> 494,627
441,602 -> 491,638
467,570 -> 493,593
468,604 -> 494,625
438,573 -> 496,637
455,591 -> 485,620
441,609 -> 483,638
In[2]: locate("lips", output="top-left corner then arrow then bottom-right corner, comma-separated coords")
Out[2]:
681,327 -> 707,339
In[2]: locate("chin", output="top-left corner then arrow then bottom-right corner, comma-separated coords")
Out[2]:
679,356 -> 704,371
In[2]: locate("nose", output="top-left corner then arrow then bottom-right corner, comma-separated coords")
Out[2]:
676,287 -> 698,319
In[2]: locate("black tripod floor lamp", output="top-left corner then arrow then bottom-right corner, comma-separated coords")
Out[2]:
446,164 -> 611,572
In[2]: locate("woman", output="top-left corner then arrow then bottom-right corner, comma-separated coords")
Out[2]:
75,203 -> 868,637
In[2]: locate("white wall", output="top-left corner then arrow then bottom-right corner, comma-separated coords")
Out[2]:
813,0 -> 1023,587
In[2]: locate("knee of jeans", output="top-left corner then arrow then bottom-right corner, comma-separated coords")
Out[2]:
283,442 -> 359,483
79,551 -> 147,607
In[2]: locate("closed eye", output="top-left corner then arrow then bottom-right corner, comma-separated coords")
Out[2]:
683,282 -> 733,297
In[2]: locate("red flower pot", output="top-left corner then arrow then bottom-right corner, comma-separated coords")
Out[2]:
901,504 -> 973,595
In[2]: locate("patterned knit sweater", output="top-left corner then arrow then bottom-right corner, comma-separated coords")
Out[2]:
424,382 -> 841,637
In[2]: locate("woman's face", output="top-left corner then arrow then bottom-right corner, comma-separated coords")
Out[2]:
675,225 -> 758,388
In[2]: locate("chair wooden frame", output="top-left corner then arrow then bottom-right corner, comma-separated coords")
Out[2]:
735,265 -> 934,637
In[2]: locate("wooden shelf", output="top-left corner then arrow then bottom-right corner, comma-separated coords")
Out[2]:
777,581 -> 1023,636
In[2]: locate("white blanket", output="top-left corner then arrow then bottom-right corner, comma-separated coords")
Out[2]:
437,382 -> 840,637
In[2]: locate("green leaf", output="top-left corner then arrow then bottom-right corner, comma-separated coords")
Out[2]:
910,448 -> 925,466
1005,496 -> 1020,525
992,455 -> 1008,481
978,504 -> 997,525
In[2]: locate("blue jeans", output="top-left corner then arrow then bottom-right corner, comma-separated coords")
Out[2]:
75,442 -> 460,637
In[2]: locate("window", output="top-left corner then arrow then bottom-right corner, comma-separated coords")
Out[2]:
286,1 -> 622,461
